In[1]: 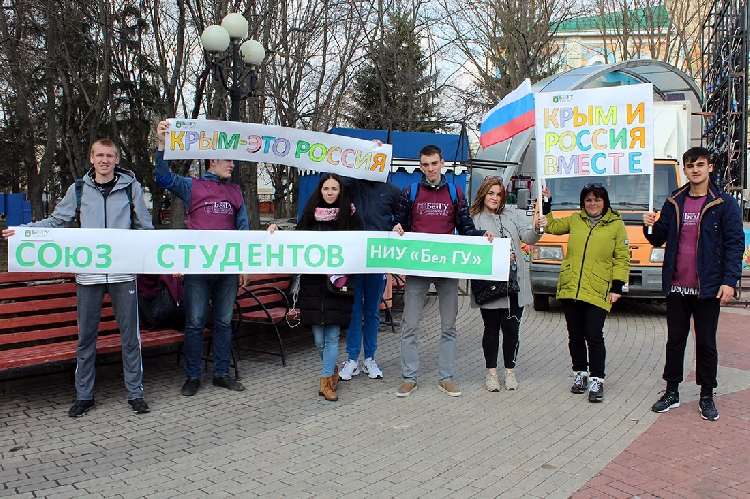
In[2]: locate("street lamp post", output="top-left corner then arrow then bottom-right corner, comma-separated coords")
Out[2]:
200,13 -> 266,184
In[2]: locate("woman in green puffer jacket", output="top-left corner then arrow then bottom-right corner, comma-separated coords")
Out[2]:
543,183 -> 630,403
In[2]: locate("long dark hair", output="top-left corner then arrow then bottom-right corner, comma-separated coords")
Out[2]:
298,173 -> 354,230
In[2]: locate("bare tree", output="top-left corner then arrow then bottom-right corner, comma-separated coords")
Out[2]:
261,0 -> 376,219
434,0 -> 577,117
586,0 -> 709,79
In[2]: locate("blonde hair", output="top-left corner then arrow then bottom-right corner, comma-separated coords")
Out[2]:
90,138 -> 120,158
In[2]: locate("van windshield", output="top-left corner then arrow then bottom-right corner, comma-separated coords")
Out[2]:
546,163 -> 678,212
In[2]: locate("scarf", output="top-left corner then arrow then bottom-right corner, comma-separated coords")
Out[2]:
587,212 -> 603,228
313,203 -> 356,222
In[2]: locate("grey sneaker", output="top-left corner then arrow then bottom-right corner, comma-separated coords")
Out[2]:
486,373 -> 501,392
504,369 -> 519,390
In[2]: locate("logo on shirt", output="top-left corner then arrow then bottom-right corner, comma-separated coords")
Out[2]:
415,202 -> 450,217
682,212 -> 699,227
203,201 -> 234,215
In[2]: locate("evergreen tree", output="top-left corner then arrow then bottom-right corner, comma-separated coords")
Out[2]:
350,10 -> 437,131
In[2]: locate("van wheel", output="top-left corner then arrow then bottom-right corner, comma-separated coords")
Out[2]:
533,294 -> 549,311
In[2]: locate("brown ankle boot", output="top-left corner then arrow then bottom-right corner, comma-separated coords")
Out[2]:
332,365 -> 339,391
318,376 -> 338,401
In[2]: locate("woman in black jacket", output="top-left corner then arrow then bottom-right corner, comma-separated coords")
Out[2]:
269,173 -> 363,401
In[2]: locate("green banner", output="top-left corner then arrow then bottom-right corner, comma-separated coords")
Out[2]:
366,238 -> 494,275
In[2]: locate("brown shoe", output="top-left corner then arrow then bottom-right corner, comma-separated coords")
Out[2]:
438,380 -> 462,397
332,365 -> 339,391
397,381 -> 417,397
318,376 -> 338,402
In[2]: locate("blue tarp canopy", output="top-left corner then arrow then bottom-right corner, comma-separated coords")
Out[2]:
328,128 -> 469,162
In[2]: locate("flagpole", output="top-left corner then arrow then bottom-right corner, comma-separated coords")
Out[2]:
503,135 -> 513,163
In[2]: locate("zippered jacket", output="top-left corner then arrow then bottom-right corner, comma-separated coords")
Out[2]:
643,182 -> 744,299
22,167 -> 153,285
545,208 -> 630,312
343,177 -> 400,231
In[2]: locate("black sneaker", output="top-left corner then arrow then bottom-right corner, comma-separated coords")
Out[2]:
699,395 -> 719,421
571,372 -> 588,394
181,378 -> 201,396
68,399 -> 95,417
588,378 -> 604,402
651,391 -> 680,413
128,398 -> 150,414
212,376 -> 245,391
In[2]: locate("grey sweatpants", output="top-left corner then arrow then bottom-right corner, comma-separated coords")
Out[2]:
76,282 -> 144,400
400,276 -> 459,383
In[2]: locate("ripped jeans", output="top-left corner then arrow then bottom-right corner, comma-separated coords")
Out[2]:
480,294 -> 524,369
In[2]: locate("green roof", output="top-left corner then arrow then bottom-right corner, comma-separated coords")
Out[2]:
554,5 -> 670,33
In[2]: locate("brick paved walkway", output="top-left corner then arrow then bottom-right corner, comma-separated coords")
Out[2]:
1,290 -> 749,498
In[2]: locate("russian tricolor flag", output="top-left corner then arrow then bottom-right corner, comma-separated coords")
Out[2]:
479,79 -> 535,149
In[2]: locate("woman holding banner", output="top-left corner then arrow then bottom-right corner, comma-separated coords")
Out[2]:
268,173 -> 363,402
469,177 -> 545,392
542,184 -> 630,402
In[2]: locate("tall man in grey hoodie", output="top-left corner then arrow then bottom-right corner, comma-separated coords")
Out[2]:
3,139 -> 154,417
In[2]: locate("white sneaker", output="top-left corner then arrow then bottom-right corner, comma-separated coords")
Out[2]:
362,358 -> 383,379
339,359 -> 360,380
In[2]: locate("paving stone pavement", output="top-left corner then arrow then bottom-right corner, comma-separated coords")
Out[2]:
2,287 -> 749,498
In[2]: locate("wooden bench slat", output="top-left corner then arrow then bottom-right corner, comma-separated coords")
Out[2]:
0,295 -> 112,315
0,307 -> 116,332
0,282 -> 78,301
0,322 -> 121,346
0,329 -> 185,369
0,272 -> 74,285
0,297 -> 77,315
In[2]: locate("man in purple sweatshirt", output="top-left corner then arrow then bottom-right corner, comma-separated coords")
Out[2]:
155,120 -> 249,397
392,145 -> 494,398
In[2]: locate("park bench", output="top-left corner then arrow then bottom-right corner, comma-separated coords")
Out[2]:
0,272 -> 185,379
232,274 -> 300,367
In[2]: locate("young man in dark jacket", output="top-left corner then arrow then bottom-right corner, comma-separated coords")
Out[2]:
392,145 -> 494,398
643,146 -> 744,421
339,175 -> 401,381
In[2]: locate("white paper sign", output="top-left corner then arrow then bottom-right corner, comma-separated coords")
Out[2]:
535,84 -> 654,179
163,119 -> 392,182
7,228 -> 511,280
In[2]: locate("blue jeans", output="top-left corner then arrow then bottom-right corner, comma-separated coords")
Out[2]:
312,324 -> 340,377
346,273 -> 387,361
183,274 -> 238,379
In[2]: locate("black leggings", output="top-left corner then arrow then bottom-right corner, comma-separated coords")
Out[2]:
480,294 -> 523,369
